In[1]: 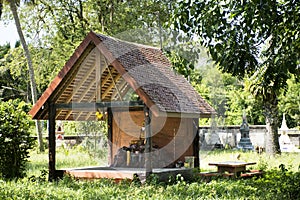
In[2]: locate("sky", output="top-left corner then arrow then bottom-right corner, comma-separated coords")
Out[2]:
0,21 -> 18,46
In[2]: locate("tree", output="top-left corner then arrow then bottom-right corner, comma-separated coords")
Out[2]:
0,44 -> 30,101
173,0 -> 300,154
0,99 -> 34,179
0,43 -> 10,59
1,0 -> 44,152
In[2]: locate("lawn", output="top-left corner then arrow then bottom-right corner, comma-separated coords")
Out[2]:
1,147 -> 299,200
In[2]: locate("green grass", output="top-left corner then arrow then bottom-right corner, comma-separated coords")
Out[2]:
1,167 -> 300,200
1,148 -> 298,200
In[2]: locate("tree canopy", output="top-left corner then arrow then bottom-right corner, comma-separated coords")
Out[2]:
173,0 -> 299,88
173,0 -> 300,154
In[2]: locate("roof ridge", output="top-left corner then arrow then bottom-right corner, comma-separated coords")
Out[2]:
95,33 -> 162,51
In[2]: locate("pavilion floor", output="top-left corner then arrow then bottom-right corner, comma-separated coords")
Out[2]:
62,167 -> 194,182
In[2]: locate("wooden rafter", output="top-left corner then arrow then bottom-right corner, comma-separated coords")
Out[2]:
65,109 -> 73,120
95,51 -> 101,101
52,45 -> 95,104
74,81 -> 97,120
84,111 -> 94,121
101,73 -> 121,100
101,69 -> 112,88
119,85 -> 132,99
107,65 -> 123,101
65,52 -> 96,102
111,79 -> 128,100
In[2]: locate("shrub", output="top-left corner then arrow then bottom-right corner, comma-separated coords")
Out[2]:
0,100 -> 34,179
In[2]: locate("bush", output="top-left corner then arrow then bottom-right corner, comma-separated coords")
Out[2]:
0,100 -> 34,179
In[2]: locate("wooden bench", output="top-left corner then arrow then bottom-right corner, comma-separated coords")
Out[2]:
222,172 -> 235,178
240,170 -> 264,178
198,172 -> 220,176
198,172 -> 221,182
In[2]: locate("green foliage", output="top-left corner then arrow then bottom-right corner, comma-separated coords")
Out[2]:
0,99 -> 34,179
173,0 -> 300,154
0,45 -> 29,101
173,0 -> 300,89
0,43 -> 10,59
279,75 -> 300,128
196,64 -> 264,125
165,50 -> 195,81
253,166 -> 300,199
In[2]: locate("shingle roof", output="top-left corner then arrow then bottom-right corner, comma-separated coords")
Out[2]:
96,33 -> 215,116
29,31 -> 215,120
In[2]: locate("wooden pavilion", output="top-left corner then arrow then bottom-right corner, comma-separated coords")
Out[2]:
29,31 -> 216,181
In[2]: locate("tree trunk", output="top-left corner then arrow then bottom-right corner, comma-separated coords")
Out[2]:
263,94 -> 281,155
9,0 -> 44,152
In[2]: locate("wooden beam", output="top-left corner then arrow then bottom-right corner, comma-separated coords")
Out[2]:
101,74 -> 121,100
144,104 -> 153,177
77,81 -> 96,102
68,78 -> 96,120
48,102 -> 56,181
90,33 -> 159,117
101,70 -> 111,88
111,79 -> 128,100
95,49 -> 101,101
65,49 -> 97,103
107,65 -> 123,100
64,110 -> 73,120
118,85 -> 132,100
84,111 -> 94,121
193,118 -> 200,168
107,108 -> 113,165
55,101 -> 144,111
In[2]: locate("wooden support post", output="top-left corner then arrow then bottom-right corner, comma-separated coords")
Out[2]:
48,102 -> 56,181
193,118 -> 200,168
107,108 -> 113,165
144,105 -> 152,177
96,51 -> 101,101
